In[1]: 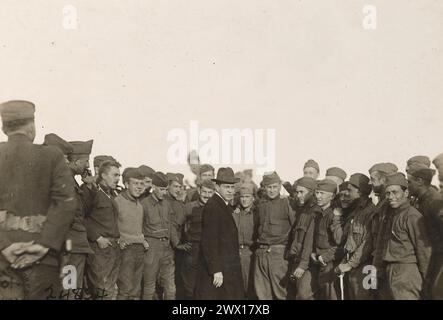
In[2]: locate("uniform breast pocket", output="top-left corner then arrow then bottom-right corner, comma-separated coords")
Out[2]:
317,229 -> 330,249
351,224 -> 365,246
295,225 -> 307,244
147,211 -> 162,225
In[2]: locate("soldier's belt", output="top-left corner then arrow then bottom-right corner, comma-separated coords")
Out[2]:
0,210 -> 46,233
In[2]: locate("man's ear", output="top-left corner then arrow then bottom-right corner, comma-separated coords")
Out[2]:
404,188 -> 409,198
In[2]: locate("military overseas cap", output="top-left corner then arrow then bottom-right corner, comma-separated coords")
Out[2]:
0,100 -> 35,122
152,172 -> 169,187
407,155 -> 431,168
122,167 -> 144,183
316,179 -> 337,193
94,155 -> 115,167
199,164 -> 215,175
239,182 -> 255,196
262,171 -> 282,186
369,162 -> 398,175
385,172 -> 408,188
349,173 -> 371,195
138,165 -> 156,179
326,167 -> 347,181
295,177 -> 317,191
200,179 -> 216,190
409,167 -> 436,183
70,140 -> 93,156
167,172 -> 184,185
304,159 -> 320,172
44,133 -> 73,155
176,173 -> 184,185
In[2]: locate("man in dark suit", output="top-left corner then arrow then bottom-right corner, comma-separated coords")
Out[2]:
0,100 -> 76,300
195,167 -> 245,300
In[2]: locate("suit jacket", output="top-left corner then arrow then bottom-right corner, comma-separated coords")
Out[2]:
195,193 -> 244,300
0,134 -> 75,254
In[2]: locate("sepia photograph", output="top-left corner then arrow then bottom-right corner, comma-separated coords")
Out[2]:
0,0 -> 442,313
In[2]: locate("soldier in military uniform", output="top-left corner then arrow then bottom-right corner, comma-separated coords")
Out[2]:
232,182 -> 259,299
381,173 -> 432,299
408,167 -> 443,299
254,172 -> 296,300
85,160 -> 122,299
141,172 -> 178,300
303,159 -> 320,180
165,172 -> 189,299
0,100 -> 76,300
180,180 -> 215,299
44,135 -> 94,298
334,173 -> 375,299
288,177 -> 319,300
369,162 -> 398,299
115,168 -> 149,300
138,165 -> 156,200
311,179 -> 344,300
186,164 -> 215,203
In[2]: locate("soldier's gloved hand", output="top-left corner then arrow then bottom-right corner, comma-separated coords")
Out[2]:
213,272 -> 223,288
97,236 -> 113,249
176,243 -> 192,252
142,240 -> 150,251
335,263 -> 352,274
293,267 -> 306,280
1,241 -> 34,264
11,243 -> 49,269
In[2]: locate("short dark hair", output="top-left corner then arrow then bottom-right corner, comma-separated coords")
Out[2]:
2,118 -> 33,135
98,160 -> 121,179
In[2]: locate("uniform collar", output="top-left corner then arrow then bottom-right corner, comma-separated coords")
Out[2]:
121,190 -> 138,203
8,133 -> 32,143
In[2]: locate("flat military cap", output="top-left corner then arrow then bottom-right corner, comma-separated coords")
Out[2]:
407,155 -> 431,168
152,171 -> 169,187
262,171 -> 282,186
199,164 -> 215,175
295,177 -> 317,191
176,173 -> 184,185
326,167 -> 347,181
304,159 -> 320,172
369,162 -> 398,175
316,179 -> 337,193
44,133 -> 73,155
385,172 -> 408,188
339,181 -> 349,192
200,179 -> 216,190
349,173 -> 371,195
167,172 -> 184,185
409,167 -> 436,183
0,100 -> 35,122
70,140 -> 93,155
94,155 -> 115,167
138,165 -> 155,179
122,167 -> 144,183
240,182 -> 255,196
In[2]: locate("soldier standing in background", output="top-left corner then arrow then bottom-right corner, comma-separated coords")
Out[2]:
85,160 -> 122,299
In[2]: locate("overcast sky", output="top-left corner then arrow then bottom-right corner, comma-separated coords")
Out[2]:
1,1 -> 442,184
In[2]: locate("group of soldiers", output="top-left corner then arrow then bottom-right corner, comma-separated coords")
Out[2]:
0,100 -> 442,300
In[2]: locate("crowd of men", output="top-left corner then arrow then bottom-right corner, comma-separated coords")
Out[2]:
0,100 -> 442,300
